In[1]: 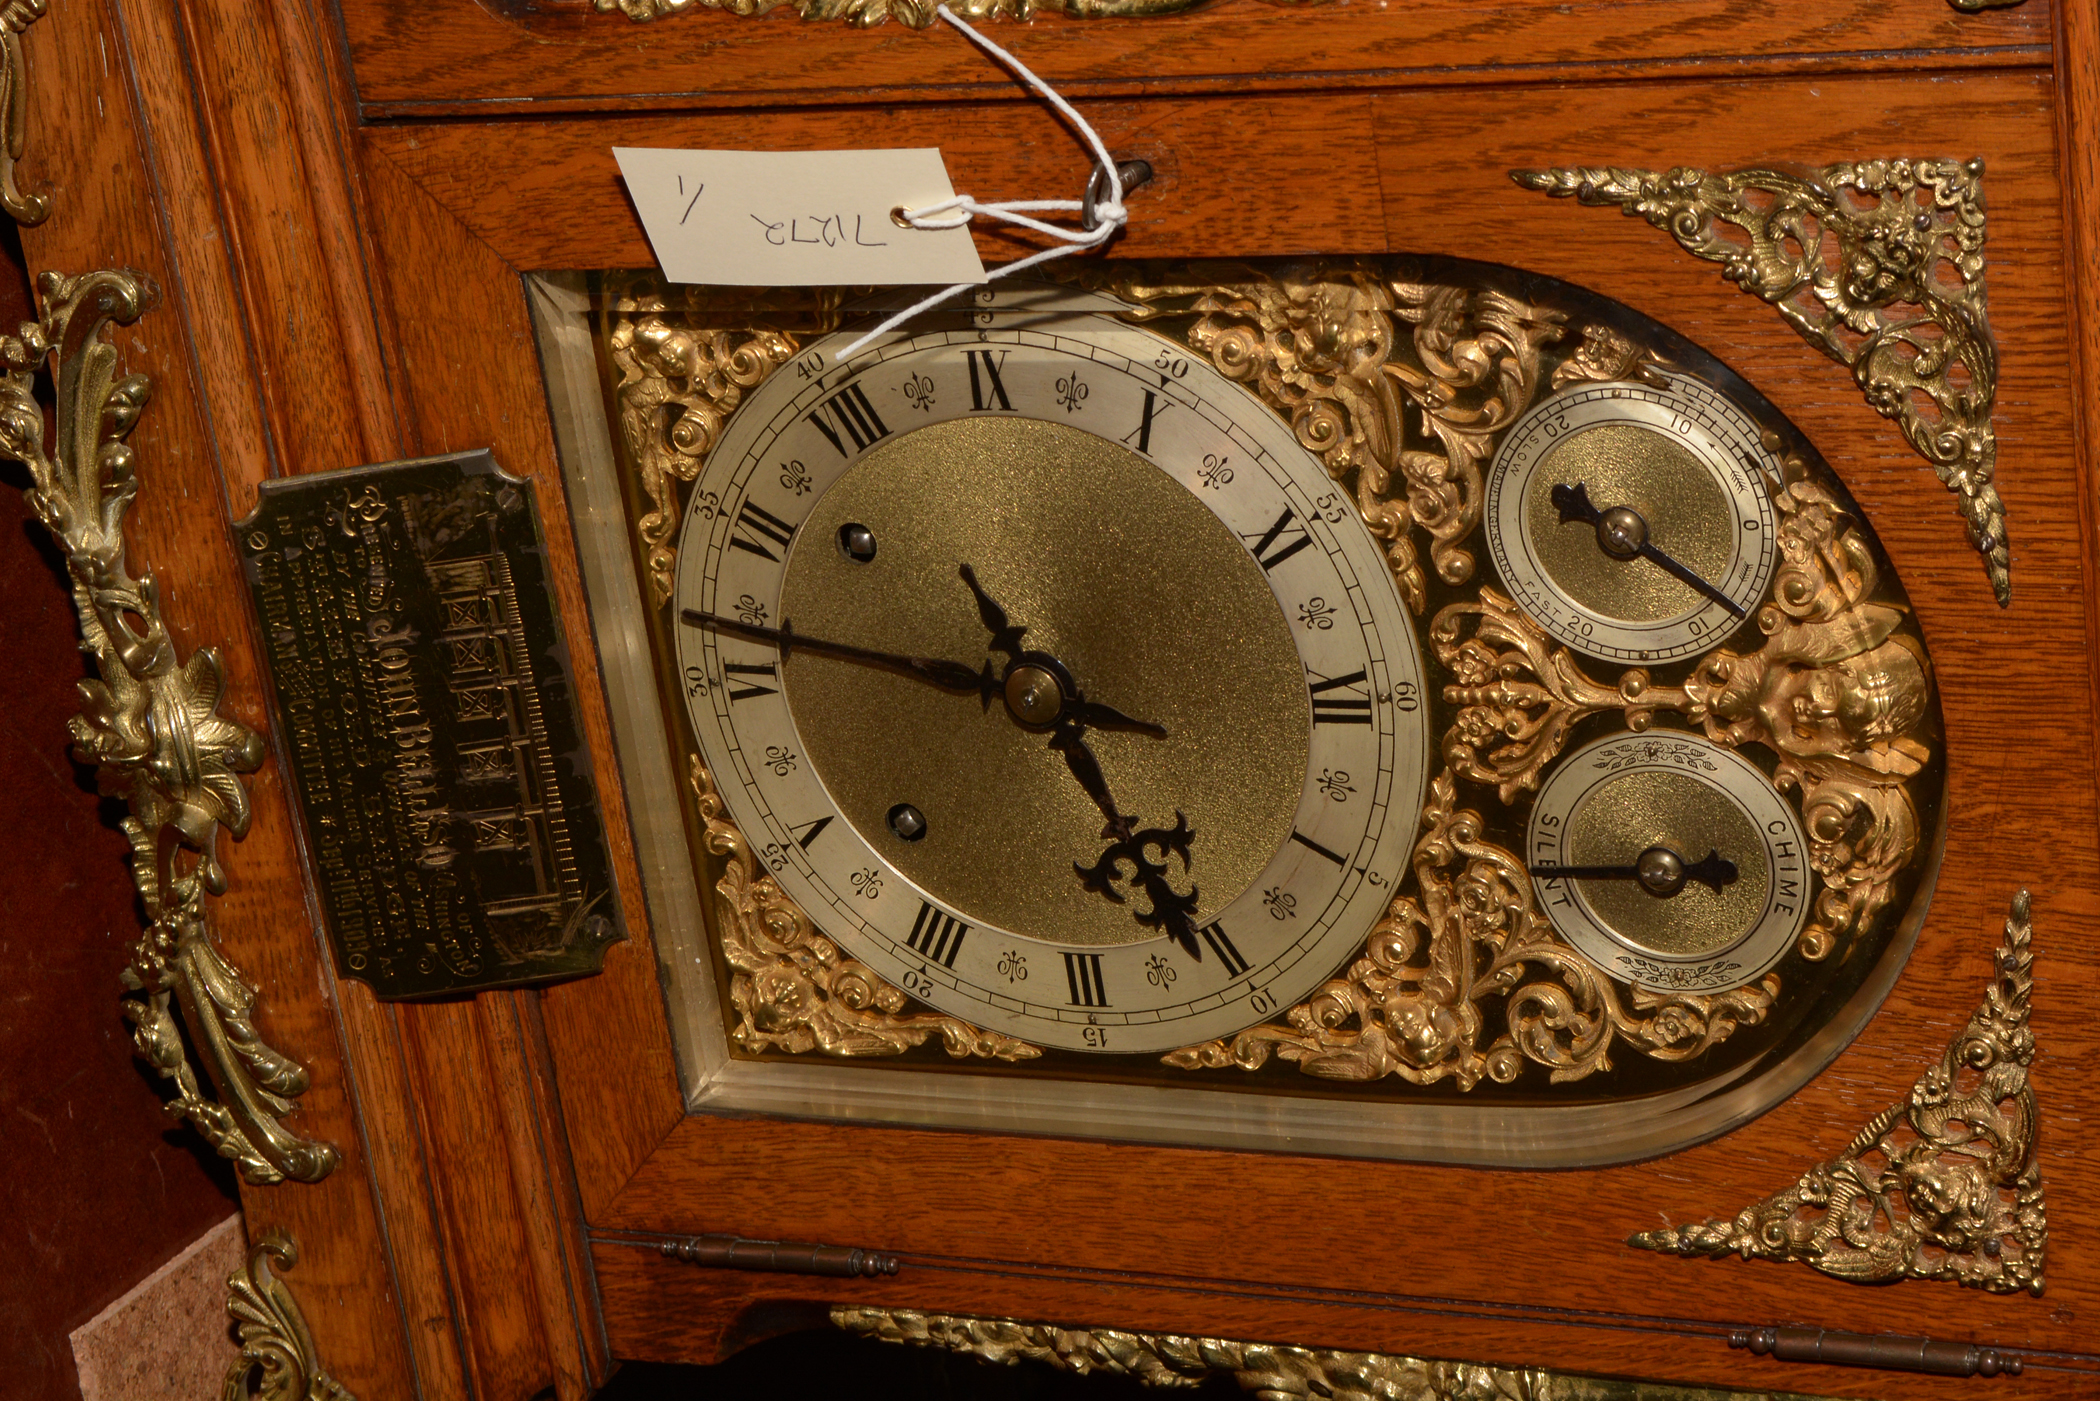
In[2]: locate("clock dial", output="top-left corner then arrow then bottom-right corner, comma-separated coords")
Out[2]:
671,300 -> 1431,1054
552,259 -> 1949,1163
1484,370 -> 1780,663
1525,731 -> 1809,993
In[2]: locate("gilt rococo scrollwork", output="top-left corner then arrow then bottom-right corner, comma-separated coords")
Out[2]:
691,753 -> 1041,1060
1133,264 -> 1931,1086
609,263 -> 1935,1090
222,1230 -> 357,1401
0,269 -> 336,1184
1631,890 -> 2046,1295
1513,159 -> 2008,606
833,1306 -> 1842,1400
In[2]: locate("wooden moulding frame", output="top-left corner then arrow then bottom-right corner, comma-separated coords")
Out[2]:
352,65 -> 2099,1401
10,0 -> 2100,1396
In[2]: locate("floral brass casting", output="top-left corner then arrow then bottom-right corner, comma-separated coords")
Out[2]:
604,264 -> 1938,1088
1514,160 -> 2009,605
1102,263 -> 1564,616
223,1230 -> 357,1400
0,270 -> 337,1184
691,754 -> 1041,1060
833,1306 -> 1843,1400
1632,890 -> 2046,1295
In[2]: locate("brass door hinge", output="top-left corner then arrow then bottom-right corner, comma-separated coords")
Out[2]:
660,1233 -> 900,1279
1734,1327 -> 2022,1379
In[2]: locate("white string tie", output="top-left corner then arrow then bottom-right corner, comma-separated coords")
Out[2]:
832,4 -> 1128,361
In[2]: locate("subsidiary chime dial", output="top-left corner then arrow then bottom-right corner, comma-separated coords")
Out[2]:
1485,370 -> 1781,663
674,291 -> 1430,1054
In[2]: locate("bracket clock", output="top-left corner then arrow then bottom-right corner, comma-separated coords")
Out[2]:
5,0 -> 2098,1398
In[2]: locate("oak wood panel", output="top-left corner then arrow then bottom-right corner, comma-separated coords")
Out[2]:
351,61 -> 2098,1399
586,1241 -> 2092,1401
14,0 -> 425,1397
338,0 -> 2052,119
169,0 -> 398,505
2058,0 -> 2100,816
362,92 -> 1389,270
360,142 -> 688,1234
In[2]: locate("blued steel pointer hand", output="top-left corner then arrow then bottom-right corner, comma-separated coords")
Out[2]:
680,609 -> 996,697
1529,844 -> 1739,898
1551,481 -> 1746,619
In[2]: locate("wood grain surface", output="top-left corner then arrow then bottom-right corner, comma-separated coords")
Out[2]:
9,0 -> 429,1395
336,0 -> 2054,119
19,0 -> 2099,1396
347,52 -> 2100,1400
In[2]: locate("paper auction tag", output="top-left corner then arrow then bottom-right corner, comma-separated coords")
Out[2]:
614,147 -> 988,287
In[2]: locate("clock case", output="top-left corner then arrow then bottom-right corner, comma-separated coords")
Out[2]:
25,0 -> 2100,1396
527,263 -> 1946,1168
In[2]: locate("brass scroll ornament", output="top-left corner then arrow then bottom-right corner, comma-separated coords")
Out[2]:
0,0 -> 48,224
1514,160 -> 2009,606
223,1230 -> 356,1401
1632,890 -> 2046,1294
834,1307 -> 1843,1400
0,270 -> 337,1184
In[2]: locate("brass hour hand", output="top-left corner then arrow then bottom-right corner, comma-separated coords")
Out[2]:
1550,481 -> 1746,619
1529,845 -> 1739,898
680,610 -> 995,697
958,562 -> 1027,664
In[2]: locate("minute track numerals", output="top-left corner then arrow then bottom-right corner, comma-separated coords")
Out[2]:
1484,371 -> 1780,664
671,297 -> 1429,1054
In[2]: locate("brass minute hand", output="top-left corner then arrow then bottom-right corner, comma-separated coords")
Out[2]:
680,609 -> 995,698
1551,481 -> 1746,619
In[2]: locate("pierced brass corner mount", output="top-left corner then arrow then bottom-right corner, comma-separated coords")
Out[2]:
1631,890 -> 2046,1295
1514,159 -> 2009,607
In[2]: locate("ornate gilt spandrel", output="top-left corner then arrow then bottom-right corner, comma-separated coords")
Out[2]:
603,277 -> 1038,1062
1513,159 -> 2009,605
0,269 -> 337,1184
1095,261 -> 1567,615
222,1230 -> 356,1401
1632,890 -> 2046,1295
1109,262 -> 1938,1090
691,753 -> 1040,1060
593,261 -> 1942,1104
834,1306 -> 1846,1401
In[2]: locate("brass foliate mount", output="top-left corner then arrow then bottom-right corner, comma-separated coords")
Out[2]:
1631,890 -> 2046,1295
223,1230 -> 356,1401
0,0 -> 48,224
0,270 -> 337,1185
1513,159 -> 2008,606
594,0 -> 1198,26
833,1307 -> 1845,1400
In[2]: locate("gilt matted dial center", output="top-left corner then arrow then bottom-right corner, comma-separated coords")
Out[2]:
778,415 -> 1309,948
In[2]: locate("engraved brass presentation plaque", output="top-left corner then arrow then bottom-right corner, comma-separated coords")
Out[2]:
240,450 -> 622,998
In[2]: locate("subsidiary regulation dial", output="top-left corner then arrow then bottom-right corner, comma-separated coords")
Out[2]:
1525,731 -> 1808,993
1484,370 -> 1781,663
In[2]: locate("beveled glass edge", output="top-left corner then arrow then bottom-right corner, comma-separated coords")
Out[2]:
524,270 -> 1940,1169
529,274 -> 727,1093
